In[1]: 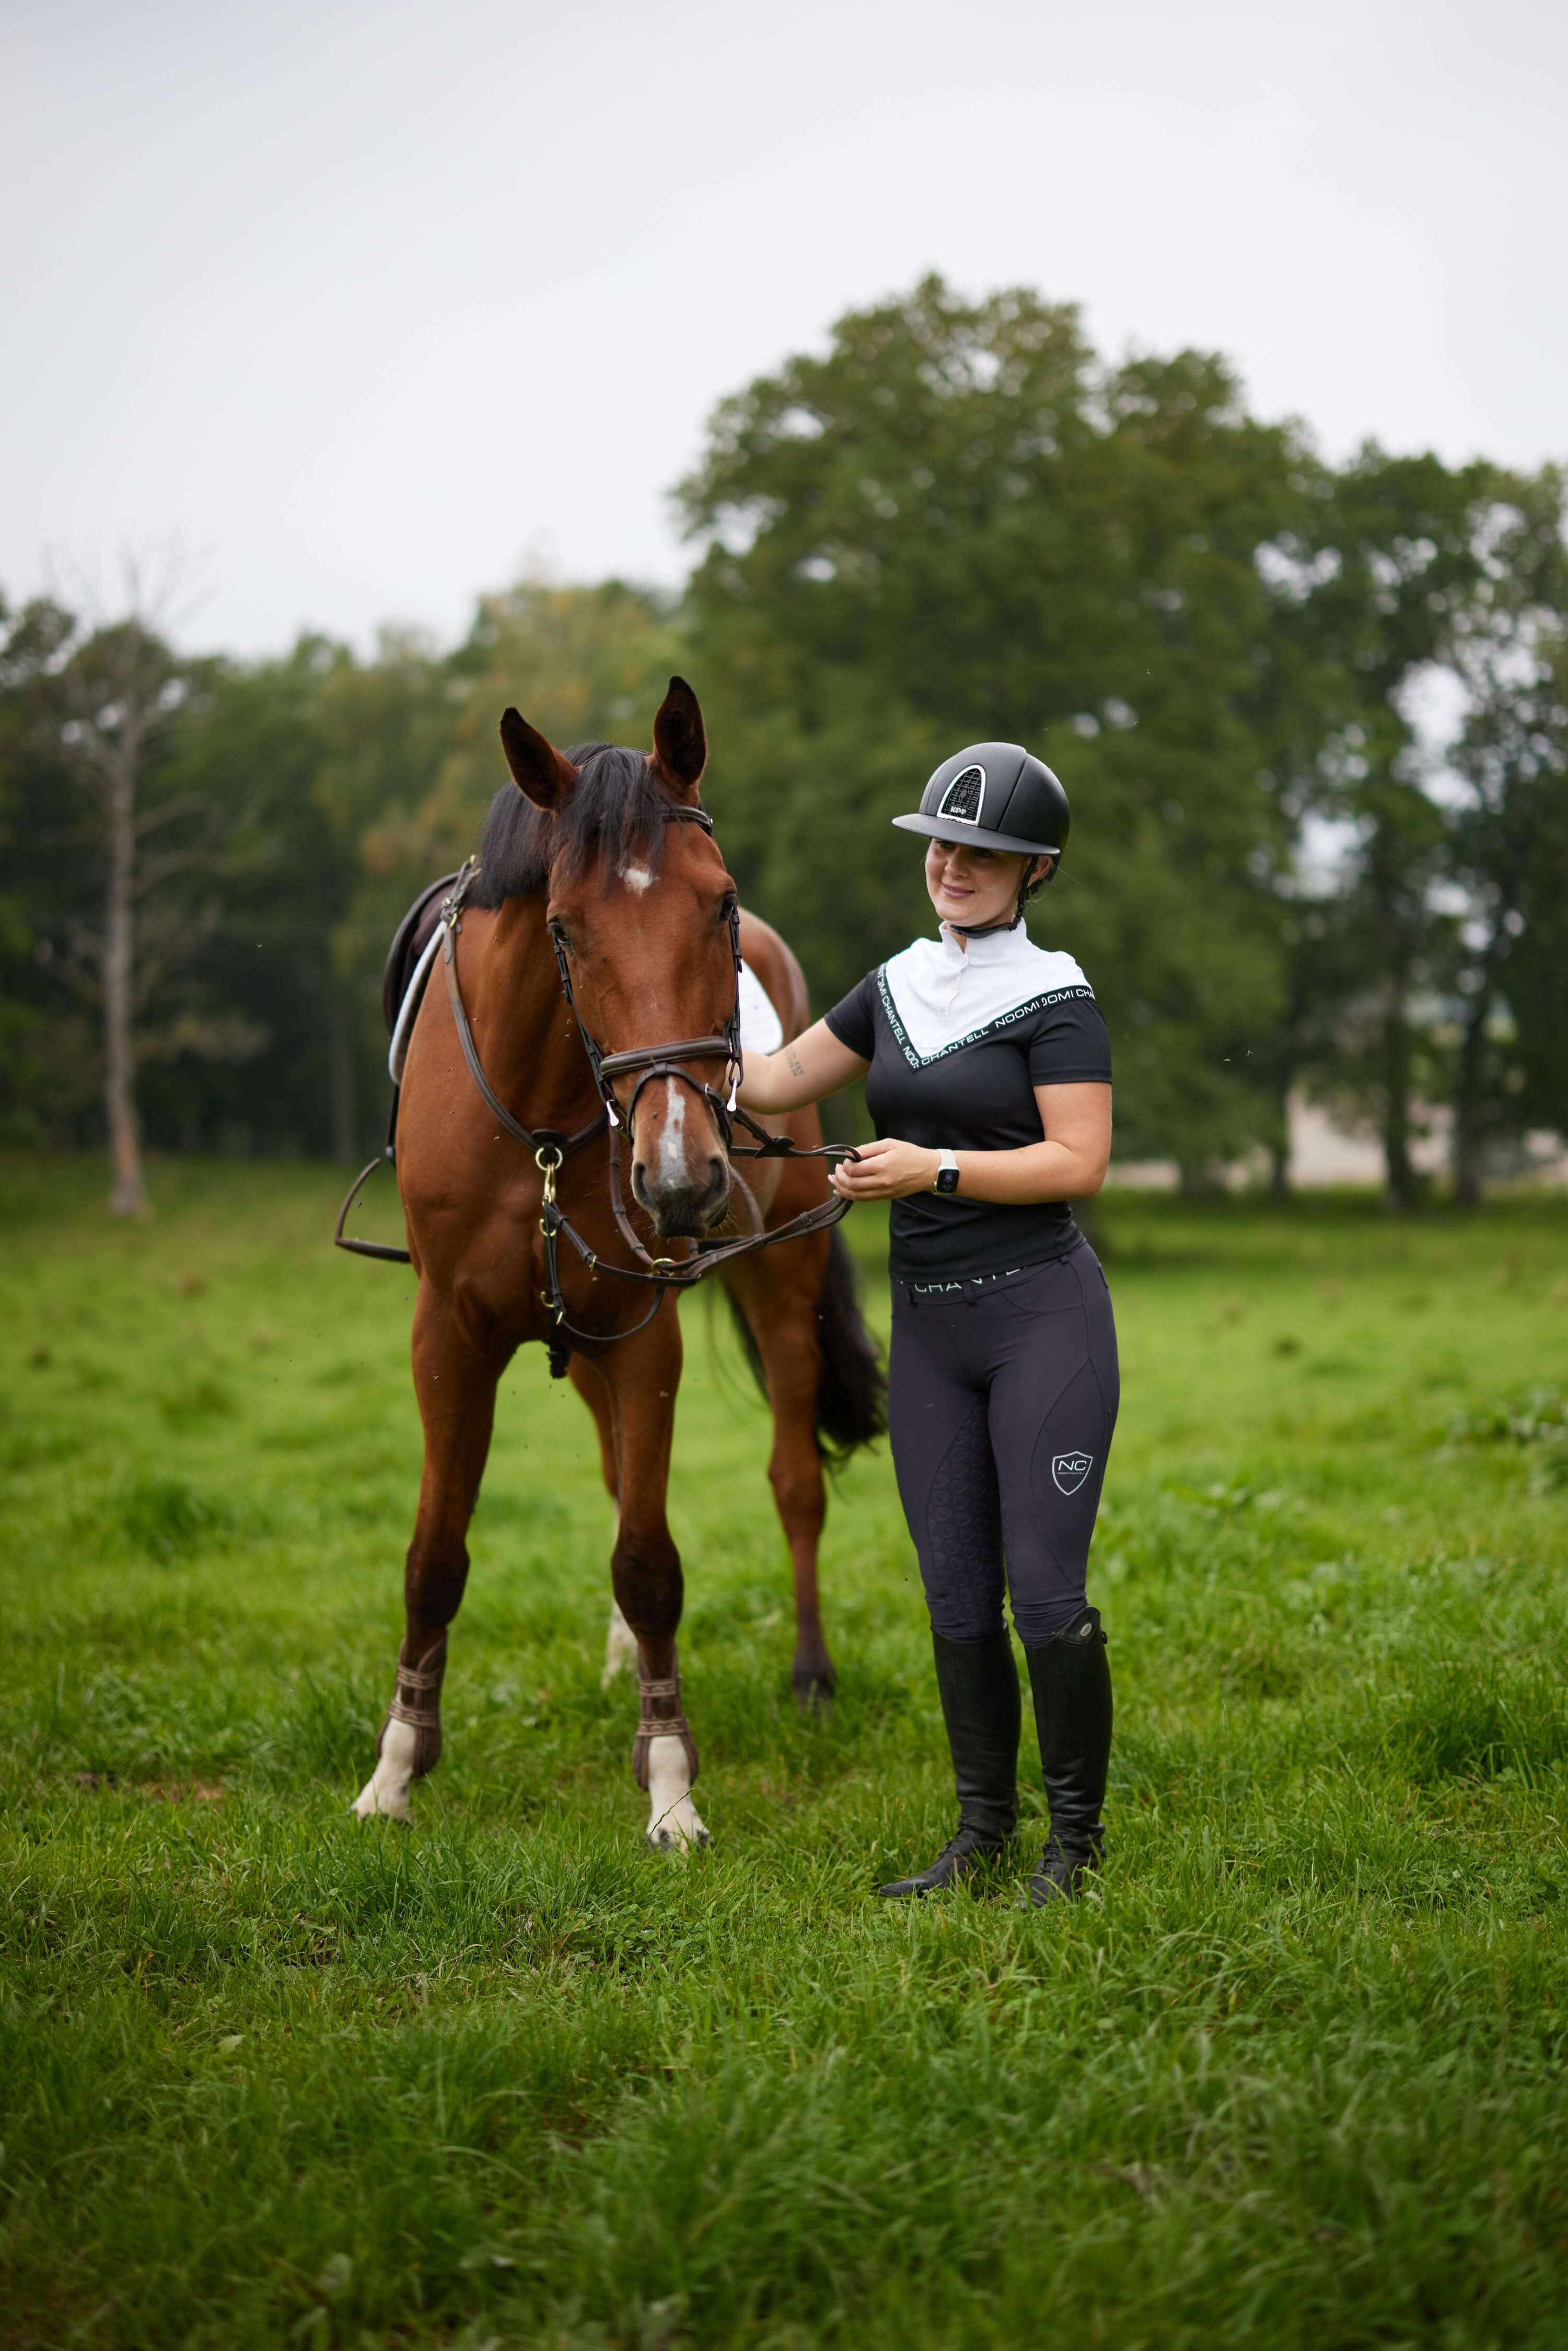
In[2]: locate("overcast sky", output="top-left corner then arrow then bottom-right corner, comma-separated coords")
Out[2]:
5,0 -> 1563,657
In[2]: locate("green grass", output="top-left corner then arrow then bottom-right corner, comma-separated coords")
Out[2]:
3,1153 -> 1568,2349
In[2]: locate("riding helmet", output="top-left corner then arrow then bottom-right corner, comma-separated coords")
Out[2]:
892,742 -> 1070,861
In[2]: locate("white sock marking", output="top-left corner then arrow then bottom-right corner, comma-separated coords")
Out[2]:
351,1717 -> 417,1822
602,1600 -> 638,1687
646,1732 -> 708,1850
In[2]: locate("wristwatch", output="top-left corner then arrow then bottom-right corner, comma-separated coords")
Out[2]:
932,1148 -> 961,1196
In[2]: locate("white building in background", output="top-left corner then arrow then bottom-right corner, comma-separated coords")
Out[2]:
1108,1093 -> 1568,1191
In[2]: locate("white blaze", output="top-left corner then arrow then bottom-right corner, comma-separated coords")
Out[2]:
621,862 -> 654,894
656,1079 -> 688,1190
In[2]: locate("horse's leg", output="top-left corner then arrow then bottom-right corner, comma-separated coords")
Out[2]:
724,1251 -> 837,1707
568,1354 -> 638,1687
353,1289 -> 504,1820
597,1307 -> 708,1850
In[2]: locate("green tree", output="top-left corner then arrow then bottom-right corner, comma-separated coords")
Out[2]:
1441,470 -> 1568,1197
1294,450 -> 1500,1206
677,275 -> 1320,1174
5,598 -> 269,1209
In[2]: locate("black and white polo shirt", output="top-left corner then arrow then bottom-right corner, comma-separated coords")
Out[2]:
824,923 -> 1111,1280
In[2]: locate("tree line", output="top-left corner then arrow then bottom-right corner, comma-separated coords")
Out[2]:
3,276 -> 1565,1209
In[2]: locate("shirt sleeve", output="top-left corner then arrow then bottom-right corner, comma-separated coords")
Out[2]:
1026,990 -> 1112,1086
822,972 -> 878,1061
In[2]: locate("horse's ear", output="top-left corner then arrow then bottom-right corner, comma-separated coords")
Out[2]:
499,708 -> 578,810
652,676 -> 706,794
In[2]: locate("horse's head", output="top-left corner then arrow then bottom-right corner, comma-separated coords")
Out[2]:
498,677 -> 737,1239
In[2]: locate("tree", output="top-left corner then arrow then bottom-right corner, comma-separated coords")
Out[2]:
1442,471 -> 1568,1198
677,275 -> 1319,1174
1293,451 -> 1500,1207
0,592 -> 288,1203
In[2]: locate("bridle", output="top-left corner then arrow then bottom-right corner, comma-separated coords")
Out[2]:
336,801 -> 857,1372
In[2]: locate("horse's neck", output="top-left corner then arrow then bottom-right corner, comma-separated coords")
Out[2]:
466,897 -> 598,1127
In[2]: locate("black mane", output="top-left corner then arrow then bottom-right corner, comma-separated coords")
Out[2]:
469,743 -> 675,907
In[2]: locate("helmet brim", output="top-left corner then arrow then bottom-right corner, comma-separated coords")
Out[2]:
892,813 -> 1061,857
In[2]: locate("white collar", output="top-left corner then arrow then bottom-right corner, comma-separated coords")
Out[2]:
878,923 -> 1092,1064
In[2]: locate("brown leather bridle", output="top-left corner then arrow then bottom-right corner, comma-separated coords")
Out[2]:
335,807 -> 857,1371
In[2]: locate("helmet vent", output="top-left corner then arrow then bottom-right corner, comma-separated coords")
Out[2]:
937,764 -> 985,824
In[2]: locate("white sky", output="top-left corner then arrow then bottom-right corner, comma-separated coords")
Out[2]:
5,0 -> 1564,658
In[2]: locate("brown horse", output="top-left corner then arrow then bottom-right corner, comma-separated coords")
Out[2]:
351,678 -> 884,1845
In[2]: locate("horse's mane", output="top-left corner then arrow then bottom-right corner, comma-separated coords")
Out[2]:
469,743 -> 675,907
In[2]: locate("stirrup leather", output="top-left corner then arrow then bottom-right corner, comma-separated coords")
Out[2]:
631,1668 -> 700,1791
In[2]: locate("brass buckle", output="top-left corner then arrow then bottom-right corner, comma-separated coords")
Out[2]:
534,1144 -> 562,1208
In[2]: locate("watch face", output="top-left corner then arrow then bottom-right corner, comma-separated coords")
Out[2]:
936,1166 -> 960,1194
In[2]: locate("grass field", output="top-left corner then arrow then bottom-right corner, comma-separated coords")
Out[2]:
3,1154 -> 1567,2350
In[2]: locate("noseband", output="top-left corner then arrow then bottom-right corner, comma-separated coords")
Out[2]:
336,801 -> 856,1371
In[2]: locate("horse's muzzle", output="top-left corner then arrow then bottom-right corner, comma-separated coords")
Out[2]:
631,1151 -> 731,1237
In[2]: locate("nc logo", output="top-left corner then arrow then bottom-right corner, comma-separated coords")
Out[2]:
1051,1451 -> 1094,1496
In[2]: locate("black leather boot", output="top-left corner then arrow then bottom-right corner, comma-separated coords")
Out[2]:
878,1629 -> 1020,1896
1021,1605 -> 1112,1903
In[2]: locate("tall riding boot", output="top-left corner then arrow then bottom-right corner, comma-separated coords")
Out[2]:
879,1629 -> 1020,1896
1021,1605 -> 1112,1903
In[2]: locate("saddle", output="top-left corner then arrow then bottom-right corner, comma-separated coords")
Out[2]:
381,868 -> 463,1040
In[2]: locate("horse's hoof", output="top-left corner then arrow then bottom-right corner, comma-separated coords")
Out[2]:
350,1786 -> 411,1823
791,1667 -> 837,1716
644,1824 -> 712,1855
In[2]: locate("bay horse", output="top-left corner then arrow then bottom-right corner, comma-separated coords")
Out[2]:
350,678 -> 884,1847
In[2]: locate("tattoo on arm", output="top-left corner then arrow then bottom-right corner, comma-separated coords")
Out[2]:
785,1047 -> 805,1078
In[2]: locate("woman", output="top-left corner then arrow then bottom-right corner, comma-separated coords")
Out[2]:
737,743 -> 1117,1905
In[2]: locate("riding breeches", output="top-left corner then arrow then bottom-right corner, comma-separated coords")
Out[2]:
886,1243 -> 1119,1645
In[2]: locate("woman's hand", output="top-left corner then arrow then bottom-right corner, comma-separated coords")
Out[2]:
828,1088 -> 1112,1208
830,1137 -> 939,1201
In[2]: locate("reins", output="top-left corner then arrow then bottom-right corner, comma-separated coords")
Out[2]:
334,806 -> 857,1370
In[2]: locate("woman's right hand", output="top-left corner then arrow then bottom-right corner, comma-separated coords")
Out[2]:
736,1019 -> 868,1113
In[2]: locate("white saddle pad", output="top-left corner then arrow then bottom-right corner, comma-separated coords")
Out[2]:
737,958 -> 783,1056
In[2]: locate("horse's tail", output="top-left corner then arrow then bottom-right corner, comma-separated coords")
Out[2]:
725,1226 -> 886,1463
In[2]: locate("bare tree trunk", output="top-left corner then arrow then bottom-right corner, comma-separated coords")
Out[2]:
329,984 -> 355,1167
1268,1083 -> 1292,1200
1268,1138 -> 1291,1200
1451,981 -> 1494,1210
1379,966 -> 1419,1213
103,753 -> 147,1216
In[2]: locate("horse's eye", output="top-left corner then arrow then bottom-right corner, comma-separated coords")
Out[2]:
717,893 -> 738,925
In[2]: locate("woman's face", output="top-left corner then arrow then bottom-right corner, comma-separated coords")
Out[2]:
924,837 -> 1043,931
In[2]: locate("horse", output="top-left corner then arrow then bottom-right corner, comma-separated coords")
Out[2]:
349,677 -> 885,1847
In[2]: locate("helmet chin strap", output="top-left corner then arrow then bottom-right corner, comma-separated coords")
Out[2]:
946,911 -> 1024,938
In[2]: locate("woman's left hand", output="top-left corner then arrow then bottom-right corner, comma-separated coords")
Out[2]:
829,1137 -> 940,1201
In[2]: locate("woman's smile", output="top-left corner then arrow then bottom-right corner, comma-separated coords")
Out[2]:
925,840 -> 1031,932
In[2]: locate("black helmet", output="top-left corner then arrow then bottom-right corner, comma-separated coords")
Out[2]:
892,741 -> 1070,861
